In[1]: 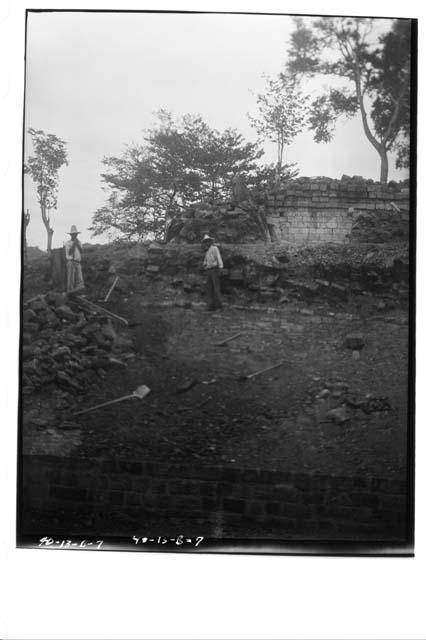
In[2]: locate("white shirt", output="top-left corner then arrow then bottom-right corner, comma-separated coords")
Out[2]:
65,239 -> 82,262
203,244 -> 223,269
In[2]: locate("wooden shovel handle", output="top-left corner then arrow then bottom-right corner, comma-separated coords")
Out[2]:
104,276 -> 119,302
76,296 -> 128,326
73,394 -> 135,416
246,360 -> 288,380
214,332 -> 243,346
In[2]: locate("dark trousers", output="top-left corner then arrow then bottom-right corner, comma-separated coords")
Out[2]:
206,268 -> 223,310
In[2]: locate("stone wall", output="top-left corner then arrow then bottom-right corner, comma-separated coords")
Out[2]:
22,454 -> 407,541
166,176 -> 410,245
263,176 -> 410,244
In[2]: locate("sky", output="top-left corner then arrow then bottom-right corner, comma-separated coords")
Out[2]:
24,11 -> 409,249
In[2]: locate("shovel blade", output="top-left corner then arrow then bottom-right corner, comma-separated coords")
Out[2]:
133,384 -> 151,400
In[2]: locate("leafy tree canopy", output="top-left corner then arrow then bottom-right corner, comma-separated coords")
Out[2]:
91,111 -> 266,241
25,128 -> 68,250
248,74 -> 308,188
286,17 -> 411,182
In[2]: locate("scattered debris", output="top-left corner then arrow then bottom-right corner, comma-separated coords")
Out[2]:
345,332 -> 365,350
239,360 -> 288,381
27,417 -> 50,428
197,396 -> 212,409
361,396 -> 392,414
324,407 -> 350,424
344,397 -> 365,409
107,357 -> 128,367
58,420 -> 81,430
317,389 -> 330,399
160,435 -> 202,460
145,349 -> 170,360
174,299 -> 193,309
73,384 -> 150,416
176,378 -> 198,394
175,395 -> 213,413
214,332 -> 243,347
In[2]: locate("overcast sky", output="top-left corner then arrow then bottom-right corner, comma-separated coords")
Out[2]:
24,11 -> 408,249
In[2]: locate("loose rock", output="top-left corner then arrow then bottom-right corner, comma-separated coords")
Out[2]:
345,332 -> 365,350
325,407 -> 350,424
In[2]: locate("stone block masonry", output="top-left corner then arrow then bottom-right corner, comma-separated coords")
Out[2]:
22,455 -> 407,541
262,176 -> 409,244
164,175 -> 409,246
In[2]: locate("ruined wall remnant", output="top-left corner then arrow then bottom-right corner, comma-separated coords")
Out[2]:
166,202 -> 267,244
167,176 -> 410,245
264,176 -> 410,244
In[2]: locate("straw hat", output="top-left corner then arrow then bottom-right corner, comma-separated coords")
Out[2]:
68,225 -> 80,235
202,234 -> 214,242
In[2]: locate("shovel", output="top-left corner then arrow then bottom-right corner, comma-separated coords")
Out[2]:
238,360 -> 288,381
103,276 -> 119,302
72,384 -> 150,416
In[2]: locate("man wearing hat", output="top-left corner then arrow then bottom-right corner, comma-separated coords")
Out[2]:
202,234 -> 223,311
64,225 -> 85,293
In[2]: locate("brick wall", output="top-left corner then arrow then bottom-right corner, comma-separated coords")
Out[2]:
262,176 -> 409,244
22,455 -> 407,541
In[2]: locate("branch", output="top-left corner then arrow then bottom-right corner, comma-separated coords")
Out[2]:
353,57 -> 382,153
382,75 -> 410,146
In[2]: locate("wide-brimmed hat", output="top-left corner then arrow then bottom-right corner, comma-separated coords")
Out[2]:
68,225 -> 80,235
202,234 -> 214,242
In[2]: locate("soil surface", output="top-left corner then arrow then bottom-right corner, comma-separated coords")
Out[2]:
23,291 -> 409,481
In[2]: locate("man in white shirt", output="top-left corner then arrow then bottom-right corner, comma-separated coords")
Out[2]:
202,234 -> 223,311
64,225 -> 85,293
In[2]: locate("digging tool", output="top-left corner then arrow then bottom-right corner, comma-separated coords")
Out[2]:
213,332 -> 243,347
72,384 -> 150,416
103,276 -> 119,302
75,295 -> 128,326
238,360 -> 288,381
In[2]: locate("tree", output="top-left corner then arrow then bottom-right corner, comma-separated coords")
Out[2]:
248,74 -> 308,189
25,128 -> 68,251
246,162 -> 299,195
91,112 -> 264,241
287,17 -> 411,183
90,195 -> 165,242
144,111 -> 263,203
23,209 -> 30,263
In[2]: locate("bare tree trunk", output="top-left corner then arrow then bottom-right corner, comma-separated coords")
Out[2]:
23,210 -> 30,264
47,228 -> 54,252
275,139 -> 283,191
353,62 -> 393,184
163,186 -> 177,242
379,148 -> 389,184
41,204 -> 54,252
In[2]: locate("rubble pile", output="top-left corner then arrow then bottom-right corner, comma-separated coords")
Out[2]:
97,239 -> 408,309
165,201 -> 266,244
22,292 -> 133,403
